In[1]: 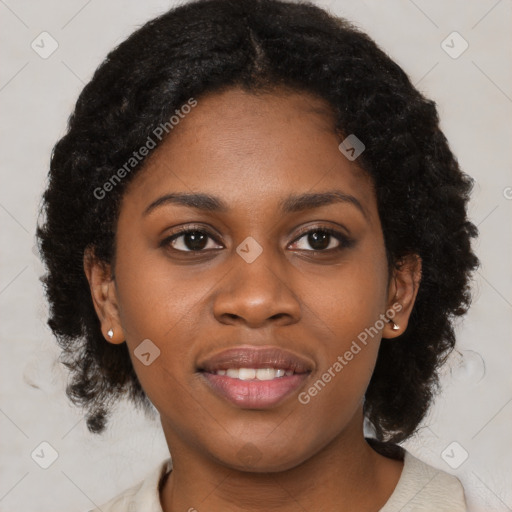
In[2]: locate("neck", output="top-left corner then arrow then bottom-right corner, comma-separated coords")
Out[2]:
159,410 -> 403,512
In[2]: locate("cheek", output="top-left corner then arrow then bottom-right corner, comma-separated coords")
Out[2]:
114,241 -> 204,336
298,242 -> 389,407
113,251 -> 209,395
303,240 -> 390,344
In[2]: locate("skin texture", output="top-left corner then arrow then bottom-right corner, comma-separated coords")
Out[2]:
84,87 -> 421,511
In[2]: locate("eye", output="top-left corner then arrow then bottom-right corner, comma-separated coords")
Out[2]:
161,226 -> 223,253
289,227 -> 353,252
161,225 -> 354,255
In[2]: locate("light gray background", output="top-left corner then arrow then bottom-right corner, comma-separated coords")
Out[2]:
1,1 -> 511,511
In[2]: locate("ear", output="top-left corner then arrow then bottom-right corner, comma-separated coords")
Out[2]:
383,253 -> 422,339
83,246 -> 125,344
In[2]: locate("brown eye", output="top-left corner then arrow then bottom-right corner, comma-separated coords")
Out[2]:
162,228 -> 223,252
290,227 -> 354,252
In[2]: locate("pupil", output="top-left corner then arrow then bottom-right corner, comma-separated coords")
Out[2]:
308,231 -> 329,250
182,231 -> 331,251
185,231 -> 208,250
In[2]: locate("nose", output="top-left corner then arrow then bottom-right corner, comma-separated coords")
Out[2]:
212,239 -> 302,328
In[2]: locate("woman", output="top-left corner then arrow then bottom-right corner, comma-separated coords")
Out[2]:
36,0 -> 478,510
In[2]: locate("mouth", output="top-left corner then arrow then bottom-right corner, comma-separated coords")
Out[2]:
197,346 -> 313,409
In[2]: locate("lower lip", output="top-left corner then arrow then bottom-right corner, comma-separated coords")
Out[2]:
201,372 -> 309,409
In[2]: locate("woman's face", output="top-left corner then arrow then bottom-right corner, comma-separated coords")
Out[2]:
93,87 -> 414,471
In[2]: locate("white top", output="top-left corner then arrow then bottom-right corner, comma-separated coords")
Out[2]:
88,450 -> 467,511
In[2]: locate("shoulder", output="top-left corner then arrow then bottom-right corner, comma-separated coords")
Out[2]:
86,458 -> 173,512
380,450 -> 467,512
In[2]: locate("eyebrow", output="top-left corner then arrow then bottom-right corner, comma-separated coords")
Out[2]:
143,190 -> 368,218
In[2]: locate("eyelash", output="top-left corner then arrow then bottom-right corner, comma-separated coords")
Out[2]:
160,224 -> 354,255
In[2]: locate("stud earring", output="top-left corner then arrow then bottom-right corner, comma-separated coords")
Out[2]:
391,321 -> 400,331
107,328 -> 114,339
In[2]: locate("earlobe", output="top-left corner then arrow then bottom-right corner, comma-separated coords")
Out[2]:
83,247 -> 125,344
105,326 -> 124,344
384,254 -> 422,339
389,319 -> 400,331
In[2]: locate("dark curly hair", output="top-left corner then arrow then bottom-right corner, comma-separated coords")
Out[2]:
35,0 -> 478,442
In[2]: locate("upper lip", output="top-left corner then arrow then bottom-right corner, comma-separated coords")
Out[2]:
197,346 -> 314,374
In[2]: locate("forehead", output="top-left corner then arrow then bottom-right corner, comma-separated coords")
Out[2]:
121,86 -> 376,219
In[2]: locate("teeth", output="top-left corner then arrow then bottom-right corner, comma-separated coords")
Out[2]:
215,368 -> 294,380
238,368 -> 256,380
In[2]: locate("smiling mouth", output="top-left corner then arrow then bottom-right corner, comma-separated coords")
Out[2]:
210,367 -> 297,379
197,346 -> 313,408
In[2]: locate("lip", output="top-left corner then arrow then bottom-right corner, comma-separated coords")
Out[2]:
197,346 -> 313,373
197,346 -> 313,409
